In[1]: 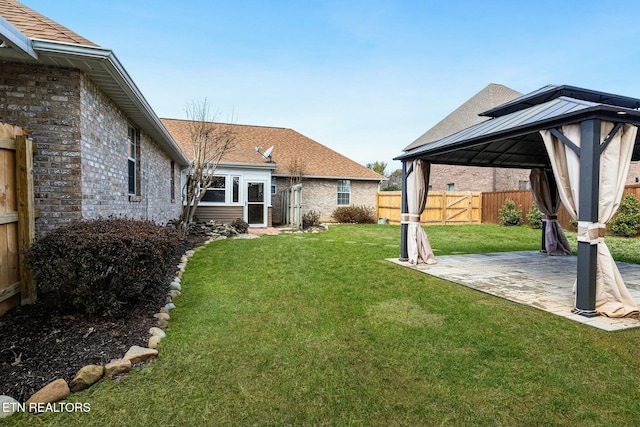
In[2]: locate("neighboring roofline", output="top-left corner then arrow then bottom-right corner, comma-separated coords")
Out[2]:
272,173 -> 387,181
28,39 -> 189,166
0,14 -> 37,59
395,101 -> 640,163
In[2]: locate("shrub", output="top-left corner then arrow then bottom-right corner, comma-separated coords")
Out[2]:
332,205 -> 376,224
526,203 -> 543,229
26,218 -> 181,317
231,218 -> 249,234
302,210 -> 320,228
498,199 -> 523,226
610,193 -> 640,237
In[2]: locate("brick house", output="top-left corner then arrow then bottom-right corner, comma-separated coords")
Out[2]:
162,119 -> 385,226
0,0 -> 189,233
405,84 -> 531,192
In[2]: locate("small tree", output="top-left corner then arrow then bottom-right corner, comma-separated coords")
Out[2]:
366,161 -> 387,176
286,157 -> 308,187
498,199 -> 523,226
526,203 -> 543,229
610,193 -> 640,237
176,100 -> 236,239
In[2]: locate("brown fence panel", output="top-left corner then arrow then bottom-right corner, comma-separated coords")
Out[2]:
0,127 -> 35,316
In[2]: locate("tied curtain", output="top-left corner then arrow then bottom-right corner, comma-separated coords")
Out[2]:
403,159 -> 436,265
529,168 -> 571,256
540,122 -> 639,317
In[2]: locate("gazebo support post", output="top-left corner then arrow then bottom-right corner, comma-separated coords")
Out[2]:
574,119 -> 600,317
399,160 -> 409,261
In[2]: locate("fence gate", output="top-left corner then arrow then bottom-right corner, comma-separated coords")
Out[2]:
377,190 -> 481,225
0,123 -> 35,316
280,184 -> 302,228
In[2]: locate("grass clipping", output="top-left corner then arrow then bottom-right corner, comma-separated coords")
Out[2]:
367,298 -> 444,328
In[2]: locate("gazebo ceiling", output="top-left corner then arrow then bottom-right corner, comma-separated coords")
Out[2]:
396,85 -> 640,169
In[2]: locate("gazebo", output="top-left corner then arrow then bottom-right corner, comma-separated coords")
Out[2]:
395,85 -> 640,318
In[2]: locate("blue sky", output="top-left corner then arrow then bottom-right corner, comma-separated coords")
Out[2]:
21,0 -> 640,173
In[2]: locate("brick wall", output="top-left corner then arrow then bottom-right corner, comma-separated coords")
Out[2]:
79,75 -> 180,224
428,164 -> 531,192
0,62 -> 181,234
301,179 -> 379,222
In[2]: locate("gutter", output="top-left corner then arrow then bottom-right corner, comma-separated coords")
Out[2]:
31,39 -> 190,166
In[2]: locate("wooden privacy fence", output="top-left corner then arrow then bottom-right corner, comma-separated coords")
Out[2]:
378,185 -> 640,230
377,191 -> 482,225
0,123 -> 36,316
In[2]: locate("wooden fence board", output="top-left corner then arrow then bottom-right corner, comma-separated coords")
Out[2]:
377,191 -> 481,225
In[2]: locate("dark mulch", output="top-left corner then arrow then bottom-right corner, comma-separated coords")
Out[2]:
0,236 -> 205,403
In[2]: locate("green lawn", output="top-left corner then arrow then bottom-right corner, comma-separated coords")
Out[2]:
4,224 -> 640,426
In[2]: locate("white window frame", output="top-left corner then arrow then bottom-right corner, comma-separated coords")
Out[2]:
337,179 -> 351,205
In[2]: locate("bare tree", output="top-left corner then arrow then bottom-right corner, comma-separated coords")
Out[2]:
176,100 -> 236,239
286,156 -> 308,187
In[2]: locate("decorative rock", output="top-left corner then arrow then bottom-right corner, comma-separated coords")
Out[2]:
154,312 -> 170,321
180,256 -> 188,264
159,307 -> 170,314
173,276 -> 182,283
165,302 -> 176,310
157,319 -> 169,329
123,346 -> 158,364
177,263 -> 186,271
185,250 -> 195,257
69,365 -> 104,392
148,335 -> 163,349
165,295 -> 173,304
176,271 -> 183,278
0,395 -> 20,418
169,282 -> 181,291
168,289 -> 181,299
149,327 -> 167,338
105,358 -> 132,378
26,379 -> 70,410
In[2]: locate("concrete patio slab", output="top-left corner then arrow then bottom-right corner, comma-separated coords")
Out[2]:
388,251 -> 640,331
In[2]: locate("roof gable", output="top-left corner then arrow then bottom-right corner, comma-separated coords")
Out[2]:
404,83 -> 522,151
396,85 -> 640,168
161,119 -> 385,180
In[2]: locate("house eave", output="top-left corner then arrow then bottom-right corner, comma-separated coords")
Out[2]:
6,38 -> 190,166
0,15 -> 37,59
217,161 -> 279,170
272,173 -> 387,181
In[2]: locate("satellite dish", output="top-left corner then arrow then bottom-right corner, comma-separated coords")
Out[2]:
263,146 -> 274,159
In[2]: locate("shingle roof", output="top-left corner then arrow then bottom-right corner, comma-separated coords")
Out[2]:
161,119 -> 385,180
0,0 -> 97,46
404,83 -> 522,151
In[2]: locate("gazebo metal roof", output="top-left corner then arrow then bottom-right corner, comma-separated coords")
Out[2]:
395,85 -> 640,169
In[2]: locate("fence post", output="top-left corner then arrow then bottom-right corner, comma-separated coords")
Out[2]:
15,135 -> 36,305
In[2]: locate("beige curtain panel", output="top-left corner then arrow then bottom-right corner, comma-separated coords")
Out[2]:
529,168 -> 571,256
540,122 -> 639,317
403,160 -> 436,265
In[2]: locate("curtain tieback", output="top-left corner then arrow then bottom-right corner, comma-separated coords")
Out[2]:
545,215 -> 558,220
577,221 -> 606,245
401,213 -> 421,224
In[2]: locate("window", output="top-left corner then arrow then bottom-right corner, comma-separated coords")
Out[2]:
170,161 -> 175,202
271,177 -> 277,194
518,180 -> 530,190
446,183 -> 455,191
232,176 -> 240,203
201,176 -> 226,203
428,185 -> 433,191
337,179 -> 351,205
127,126 -> 139,195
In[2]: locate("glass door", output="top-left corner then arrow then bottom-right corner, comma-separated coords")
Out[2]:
246,182 -> 265,226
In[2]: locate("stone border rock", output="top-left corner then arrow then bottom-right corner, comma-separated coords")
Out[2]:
0,225 -> 238,418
